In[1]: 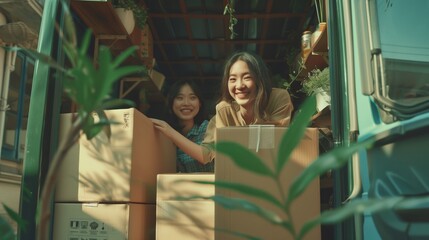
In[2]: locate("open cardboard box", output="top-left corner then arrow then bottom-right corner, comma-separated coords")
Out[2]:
215,126 -> 320,240
55,108 -> 176,204
53,202 -> 155,240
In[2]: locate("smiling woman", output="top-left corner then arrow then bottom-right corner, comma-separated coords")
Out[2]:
152,51 -> 294,169
200,50 -> 295,163
151,80 -> 213,172
214,50 -> 294,126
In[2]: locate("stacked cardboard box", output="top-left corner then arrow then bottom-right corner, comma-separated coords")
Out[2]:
215,126 -> 320,240
53,203 -> 156,240
53,108 -> 176,240
156,173 -> 215,240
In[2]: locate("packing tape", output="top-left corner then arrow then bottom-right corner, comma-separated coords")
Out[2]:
248,125 -> 275,152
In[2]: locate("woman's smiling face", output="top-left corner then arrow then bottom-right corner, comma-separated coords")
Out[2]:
227,60 -> 257,109
172,83 -> 201,122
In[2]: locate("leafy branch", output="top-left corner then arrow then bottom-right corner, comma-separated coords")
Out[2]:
224,0 -> 238,39
1,1 -> 145,239
170,95 -> 429,239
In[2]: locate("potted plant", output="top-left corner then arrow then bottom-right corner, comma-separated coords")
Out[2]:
111,0 -> 148,32
302,67 -> 330,112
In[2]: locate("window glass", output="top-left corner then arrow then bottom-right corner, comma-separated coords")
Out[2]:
1,53 -> 33,162
376,0 -> 429,105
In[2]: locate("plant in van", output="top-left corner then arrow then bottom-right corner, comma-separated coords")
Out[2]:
174,95 -> 429,240
111,0 -> 148,29
301,67 -> 330,96
0,1 -> 145,239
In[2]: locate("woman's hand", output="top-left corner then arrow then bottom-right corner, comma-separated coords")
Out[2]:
150,118 -> 207,164
150,118 -> 175,138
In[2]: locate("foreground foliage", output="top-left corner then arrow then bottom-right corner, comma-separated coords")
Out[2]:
178,96 -> 429,239
0,1 -> 145,239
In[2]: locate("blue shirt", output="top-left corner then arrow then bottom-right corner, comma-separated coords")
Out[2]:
177,120 -> 214,172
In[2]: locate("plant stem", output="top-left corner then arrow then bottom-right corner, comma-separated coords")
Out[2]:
36,116 -> 83,240
275,175 -> 297,239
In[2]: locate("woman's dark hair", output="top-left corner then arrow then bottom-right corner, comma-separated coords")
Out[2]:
219,50 -> 272,120
166,79 -> 208,130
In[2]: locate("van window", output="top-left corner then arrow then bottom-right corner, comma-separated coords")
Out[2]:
371,0 -> 429,119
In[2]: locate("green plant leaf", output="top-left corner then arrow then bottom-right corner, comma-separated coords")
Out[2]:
2,204 -> 27,233
276,95 -> 316,175
112,45 -> 139,68
82,117 -> 112,140
186,180 -> 283,209
107,65 -> 145,86
11,47 -> 67,73
60,0 -> 77,47
94,48 -> 116,104
77,30 -> 92,59
0,216 -> 15,240
297,197 -> 404,240
215,141 -> 274,177
287,137 -> 375,207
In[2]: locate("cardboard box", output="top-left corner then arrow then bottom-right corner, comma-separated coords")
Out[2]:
55,108 -> 176,203
215,127 -> 320,240
156,173 -> 215,240
53,203 -> 156,240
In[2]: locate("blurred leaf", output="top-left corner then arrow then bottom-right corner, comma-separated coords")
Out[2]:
287,138 -> 375,207
276,95 -> 316,175
76,30 -> 91,60
0,216 -> 15,240
107,65 -> 145,85
112,45 -> 139,68
3,205 -> 26,230
10,47 -> 66,73
394,195 -> 429,211
60,0 -> 77,47
297,197 -> 404,240
215,141 -> 274,177
2,204 -> 27,232
63,43 -> 142,116
187,180 -> 283,209
82,117 -> 111,140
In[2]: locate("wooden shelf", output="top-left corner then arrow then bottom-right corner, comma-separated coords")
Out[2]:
312,25 -> 328,54
295,23 -> 329,79
292,23 -> 331,128
70,0 -> 165,104
71,1 -> 130,42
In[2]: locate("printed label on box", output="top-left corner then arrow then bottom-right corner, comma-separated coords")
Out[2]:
67,219 -> 109,240
68,237 -> 108,240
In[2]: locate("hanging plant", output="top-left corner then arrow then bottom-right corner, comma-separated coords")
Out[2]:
223,0 -> 238,39
111,0 -> 148,29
